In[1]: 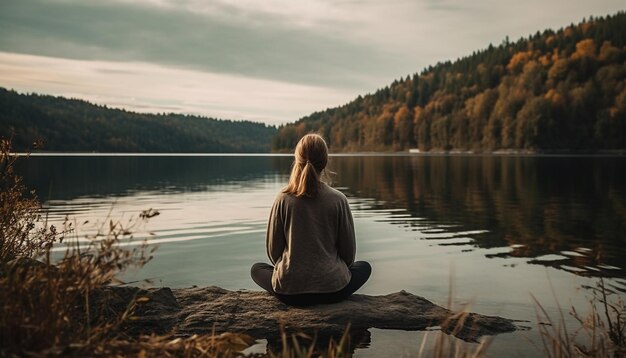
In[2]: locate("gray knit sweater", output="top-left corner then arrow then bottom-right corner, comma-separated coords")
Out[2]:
266,182 -> 356,295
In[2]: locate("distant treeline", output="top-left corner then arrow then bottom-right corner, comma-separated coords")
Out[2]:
273,12 -> 626,152
0,88 -> 276,152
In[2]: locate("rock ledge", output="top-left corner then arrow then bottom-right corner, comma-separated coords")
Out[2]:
100,285 -> 518,345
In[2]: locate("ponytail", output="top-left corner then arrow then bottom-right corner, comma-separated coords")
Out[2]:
283,134 -> 328,198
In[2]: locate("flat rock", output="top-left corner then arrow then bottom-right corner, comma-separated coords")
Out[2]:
106,286 -> 517,346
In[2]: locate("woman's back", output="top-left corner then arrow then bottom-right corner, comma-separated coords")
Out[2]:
267,182 -> 355,295
251,133 -> 370,306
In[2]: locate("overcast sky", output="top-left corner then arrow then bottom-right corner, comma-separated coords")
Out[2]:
0,0 -> 623,125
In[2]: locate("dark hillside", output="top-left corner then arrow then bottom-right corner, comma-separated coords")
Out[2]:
0,88 -> 276,153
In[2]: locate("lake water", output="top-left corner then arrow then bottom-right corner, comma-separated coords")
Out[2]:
16,154 -> 626,357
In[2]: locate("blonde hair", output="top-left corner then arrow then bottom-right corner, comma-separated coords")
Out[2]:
283,133 -> 328,198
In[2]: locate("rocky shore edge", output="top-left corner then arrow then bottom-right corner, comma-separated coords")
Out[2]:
95,285 -> 520,348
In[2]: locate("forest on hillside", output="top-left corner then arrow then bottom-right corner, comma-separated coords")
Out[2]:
272,12 -> 626,152
0,88 -> 276,153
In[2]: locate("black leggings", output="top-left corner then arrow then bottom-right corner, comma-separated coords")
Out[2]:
250,261 -> 371,306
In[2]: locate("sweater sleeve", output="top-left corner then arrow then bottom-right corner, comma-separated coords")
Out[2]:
337,198 -> 356,266
266,196 -> 286,265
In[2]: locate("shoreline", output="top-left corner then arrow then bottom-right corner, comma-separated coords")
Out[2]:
13,149 -> 626,157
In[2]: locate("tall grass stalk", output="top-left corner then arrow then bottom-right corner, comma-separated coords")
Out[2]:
416,269 -> 493,358
532,278 -> 625,357
266,324 -> 352,358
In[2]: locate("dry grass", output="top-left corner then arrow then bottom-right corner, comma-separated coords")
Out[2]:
417,312 -> 493,358
532,278 -> 626,358
0,137 -> 156,354
0,139 -> 257,357
266,325 -> 352,358
82,332 -> 256,357
416,271 -> 492,358
0,139 -> 56,263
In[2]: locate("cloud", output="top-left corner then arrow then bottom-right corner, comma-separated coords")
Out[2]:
0,0 -> 394,89
0,52 -> 356,124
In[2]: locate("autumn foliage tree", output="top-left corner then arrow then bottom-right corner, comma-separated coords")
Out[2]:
273,12 -> 626,152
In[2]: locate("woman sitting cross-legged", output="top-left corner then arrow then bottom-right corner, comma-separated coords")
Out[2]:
250,133 -> 371,306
